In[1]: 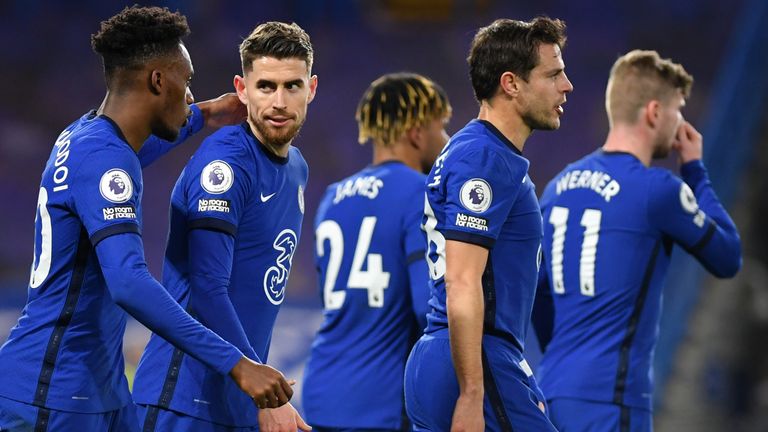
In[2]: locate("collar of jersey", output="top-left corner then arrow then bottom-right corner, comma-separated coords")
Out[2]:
370,159 -> 406,168
241,122 -> 290,165
93,111 -> 135,153
598,148 -> 642,163
475,119 -> 522,156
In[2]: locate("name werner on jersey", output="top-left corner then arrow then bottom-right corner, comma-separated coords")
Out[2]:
556,169 -> 621,202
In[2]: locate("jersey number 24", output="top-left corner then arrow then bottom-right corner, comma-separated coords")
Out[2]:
316,217 -> 391,310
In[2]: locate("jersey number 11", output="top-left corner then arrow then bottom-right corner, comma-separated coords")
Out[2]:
548,206 -> 602,297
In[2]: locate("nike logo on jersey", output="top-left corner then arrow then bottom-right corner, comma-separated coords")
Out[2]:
260,192 -> 276,202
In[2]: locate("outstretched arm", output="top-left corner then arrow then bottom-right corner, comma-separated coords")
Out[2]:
96,232 -> 292,408
138,93 -> 246,167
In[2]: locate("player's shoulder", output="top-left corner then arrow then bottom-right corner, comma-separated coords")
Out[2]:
190,125 -> 255,172
287,145 -> 309,176
64,114 -> 141,175
645,166 -> 686,203
450,120 -> 529,172
196,124 -> 252,161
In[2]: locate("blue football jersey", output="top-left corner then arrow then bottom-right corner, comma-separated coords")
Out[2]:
0,107 -> 220,414
0,113 -> 146,412
133,123 -> 308,426
423,119 -> 542,354
303,161 -> 430,429
538,150 -> 741,410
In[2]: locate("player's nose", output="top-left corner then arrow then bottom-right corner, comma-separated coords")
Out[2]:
186,87 -> 195,105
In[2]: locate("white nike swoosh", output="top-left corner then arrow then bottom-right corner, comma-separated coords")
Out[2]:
260,192 -> 276,202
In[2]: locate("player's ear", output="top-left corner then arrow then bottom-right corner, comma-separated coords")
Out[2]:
234,75 -> 248,105
499,71 -> 520,98
307,75 -> 318,104
645,100 -> 661,129
149,70 -> 163,95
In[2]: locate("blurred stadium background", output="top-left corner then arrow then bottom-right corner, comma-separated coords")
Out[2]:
1,0 -> 766,429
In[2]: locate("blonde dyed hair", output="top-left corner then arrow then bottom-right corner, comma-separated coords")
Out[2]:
606,50 -> 693,126
356,73 -> 451,147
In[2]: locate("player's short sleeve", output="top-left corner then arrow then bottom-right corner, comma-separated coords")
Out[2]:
647,170 -> 714,251
71,147 -> 142,246
439,146 -> 526,248
184,153 -> 253,236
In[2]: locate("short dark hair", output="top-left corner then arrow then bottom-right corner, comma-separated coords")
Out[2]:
91,6 -> 189,80
468,17 -> 567,102
606,50 -> 693,126
239,22 -> 313,73
356,72 -> 451,147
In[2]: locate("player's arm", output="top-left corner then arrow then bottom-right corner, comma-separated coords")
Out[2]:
407,258 -> 430,330
651,121 -> 741,277
404,195 -> 430,329
445,239 -> 488,432
531,191 -> 556,352
187,227 -> 260,360
95,232 -> 293,407
138,93 -> 246,167
531,256 -> 554,352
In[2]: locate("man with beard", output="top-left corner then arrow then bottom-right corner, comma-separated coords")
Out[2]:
535,50 -> 741,431
303,73 -> 451,431
133,22 -> 315,432
0,7 -> 294,432
404,17 -> 572,431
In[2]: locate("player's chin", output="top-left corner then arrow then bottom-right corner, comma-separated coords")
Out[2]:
154,124 -> 181,142
537,117 -> 561,131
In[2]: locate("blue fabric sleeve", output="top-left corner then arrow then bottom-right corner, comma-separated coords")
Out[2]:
533,180 -> 557,351
95,232 -> 243,375
439,145 -> 525,248
532,258 -> 554,352
648,161 -> 741,277
403,188 -> 430,329
185,153 -> 252,232
137,104 -> 204,168
70,146 -> 141,242
407,258 -> 430,331
188,228 -> 261,361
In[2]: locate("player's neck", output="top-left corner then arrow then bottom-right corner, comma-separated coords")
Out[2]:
246,119 -> 290,158
97,93 -> 152,153
371,140 -> 420,172
603,125 -> 653,167
477,101 -> 528,152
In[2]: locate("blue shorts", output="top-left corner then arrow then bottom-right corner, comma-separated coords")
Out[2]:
404,333 -> 556,431
0,395 -> 138,432
136,404 -> 257,432
548,398 -> 652,432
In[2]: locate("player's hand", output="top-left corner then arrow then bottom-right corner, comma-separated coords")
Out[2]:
450,393 -> 484,432
198,93 -> 247,129
229,357 -> 294,409
671,120 -> 703,164
258,402 -> 312,432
